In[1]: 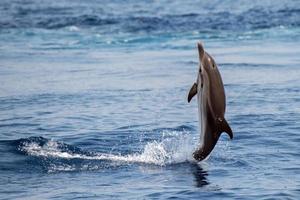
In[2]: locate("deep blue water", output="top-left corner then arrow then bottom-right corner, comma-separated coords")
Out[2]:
1,0 -> 300,199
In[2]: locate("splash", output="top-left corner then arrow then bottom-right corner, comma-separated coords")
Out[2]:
18,132 -> 196,167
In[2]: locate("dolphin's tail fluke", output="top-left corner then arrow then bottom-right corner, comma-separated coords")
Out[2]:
217,118 -> 233,139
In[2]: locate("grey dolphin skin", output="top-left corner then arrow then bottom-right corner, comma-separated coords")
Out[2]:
188,42 -> 233,161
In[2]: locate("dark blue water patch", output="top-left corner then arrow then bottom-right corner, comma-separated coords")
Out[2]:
0,93 -> 58,110
0,137 -> 117,173
66,68 -> 95,73
116,123 -> 155,130
0,92 -> 109,110
1,1 -> 299,33
0,139 -> 42,173
231,113 -> 274,124
220,63 -> 287,68
16,6 -> 72,16
35,15 -> 117,29
0,122 -> 40,129
242,192 -> 296,200
152,125 -> 195,133
0,116 -> 33,122
180,60 -> 198,66
35,111 -> 53,116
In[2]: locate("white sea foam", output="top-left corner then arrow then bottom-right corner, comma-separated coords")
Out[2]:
67,25 -> 80,31
20,132 -> 197,166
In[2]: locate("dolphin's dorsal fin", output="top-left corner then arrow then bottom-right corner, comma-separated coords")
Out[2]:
216,118 -> 233,139
188,83 -> 197,103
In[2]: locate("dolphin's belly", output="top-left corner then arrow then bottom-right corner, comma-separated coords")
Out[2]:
197,75 -> 206,148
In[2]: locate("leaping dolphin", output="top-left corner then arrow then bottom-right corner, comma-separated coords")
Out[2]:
188,42 -> 233,161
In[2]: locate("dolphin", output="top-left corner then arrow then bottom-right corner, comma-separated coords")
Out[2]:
188,42 -> 233,161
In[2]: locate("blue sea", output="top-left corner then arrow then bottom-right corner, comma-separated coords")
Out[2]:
0,0 -> 300,199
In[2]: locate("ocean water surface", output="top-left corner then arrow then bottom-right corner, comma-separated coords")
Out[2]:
0,0 -> 300,199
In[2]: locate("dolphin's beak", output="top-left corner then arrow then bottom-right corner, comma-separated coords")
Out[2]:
197,42 -> 204,62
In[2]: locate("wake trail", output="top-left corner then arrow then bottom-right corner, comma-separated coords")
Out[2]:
18,132 -> 197,166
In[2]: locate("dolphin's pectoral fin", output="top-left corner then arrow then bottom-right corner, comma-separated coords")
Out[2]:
216,118 -> 233,139
188,83 -> 197,103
